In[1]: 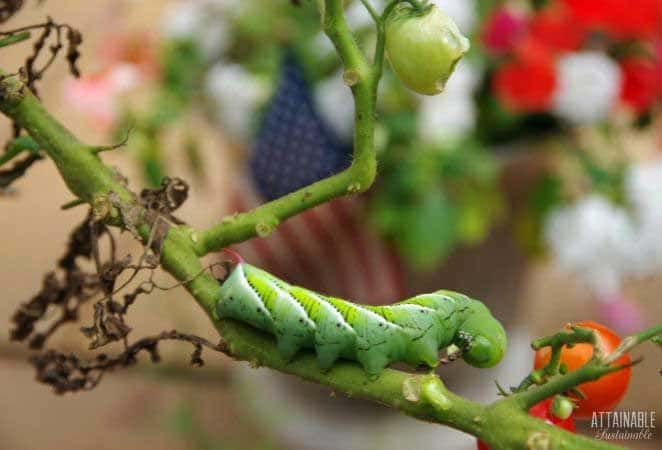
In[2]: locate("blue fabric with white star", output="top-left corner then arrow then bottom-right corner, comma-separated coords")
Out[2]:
250,53 -> 351,201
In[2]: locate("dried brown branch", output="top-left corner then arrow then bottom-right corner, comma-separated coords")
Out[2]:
9,217 -> 117,348
1,17 -> 82,96
10,176 -> 229,393
30,330 -> 227,394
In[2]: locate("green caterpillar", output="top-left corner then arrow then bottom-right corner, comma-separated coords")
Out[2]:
216,258 -> 507,377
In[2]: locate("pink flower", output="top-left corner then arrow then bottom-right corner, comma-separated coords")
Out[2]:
597,293 -> 645,334
481,7 -> 527,54
63,65 -> 140,130
63,32 -> 158,131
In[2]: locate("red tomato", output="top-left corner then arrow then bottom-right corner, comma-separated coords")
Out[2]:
534,321 -> 631,419
477,398 -> 575,449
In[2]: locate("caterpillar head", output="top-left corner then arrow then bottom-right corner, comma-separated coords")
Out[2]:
457,302 -> 507,368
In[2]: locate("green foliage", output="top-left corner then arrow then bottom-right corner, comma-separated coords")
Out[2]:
371,140 -> 503,270
112,39 -> 208,187
230,0 -> 328,79
161,39 -> 207,107
184,132 -> 206,184
515,174 -> 563,256
573,148 -> 627,205
394,188 -> 458,268
474,89 -> 560,145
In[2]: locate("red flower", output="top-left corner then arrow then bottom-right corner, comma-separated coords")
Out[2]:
655,40 -> 662,93
529,5 -> 585,52
620,57 -> 659,113
493,40 -> 557,112
482,7 -> 528,54
561,0 -> 662,39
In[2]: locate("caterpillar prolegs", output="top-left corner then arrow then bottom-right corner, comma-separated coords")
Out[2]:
216,259 -> 507,377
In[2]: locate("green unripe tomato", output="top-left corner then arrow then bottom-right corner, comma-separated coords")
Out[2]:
385,4 -> 470,95
551,395 -> 575,420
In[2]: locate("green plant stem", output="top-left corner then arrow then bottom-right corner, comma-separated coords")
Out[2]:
604,324 -> 662,364
373,0 -> 400,77
0,31 -> 30,48
0,138 -> 31,166
215,320 -> 624,450
359,0 -> 379,23
511,361 -> 627,412
514,326 -> 598,392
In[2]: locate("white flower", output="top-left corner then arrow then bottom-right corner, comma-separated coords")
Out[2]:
161,0 -> 242,59
161,1 -> 204,39
547,159 -> 662,292
552,51 -> 622,124
431,0 -> 477,33
626,159 -> 662,219
418,96 -> 475,144
205,63 -> 269,143
417,61 -> 481,143
544,195 -> 636,295
625,159 -> 662,274
314,71 -> 355,142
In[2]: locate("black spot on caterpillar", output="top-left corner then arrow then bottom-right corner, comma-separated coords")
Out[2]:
216,260 -> 507,377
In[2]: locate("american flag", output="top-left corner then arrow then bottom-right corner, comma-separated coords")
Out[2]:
229,52 -> 404,304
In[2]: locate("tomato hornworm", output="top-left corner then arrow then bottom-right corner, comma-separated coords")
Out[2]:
216,255 -> 507,377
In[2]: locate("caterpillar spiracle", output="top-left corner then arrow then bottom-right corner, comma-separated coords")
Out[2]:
216,254 -> 507,377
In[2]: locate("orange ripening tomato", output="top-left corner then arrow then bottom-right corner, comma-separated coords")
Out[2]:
534,321 -> 631,419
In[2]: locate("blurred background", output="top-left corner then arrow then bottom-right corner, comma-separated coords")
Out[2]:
0,0 -> 660,449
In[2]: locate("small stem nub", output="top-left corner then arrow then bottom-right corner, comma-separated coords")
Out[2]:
343,68 -> 361,87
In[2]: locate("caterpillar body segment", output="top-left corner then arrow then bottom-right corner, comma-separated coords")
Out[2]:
217,262 -> 507,376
